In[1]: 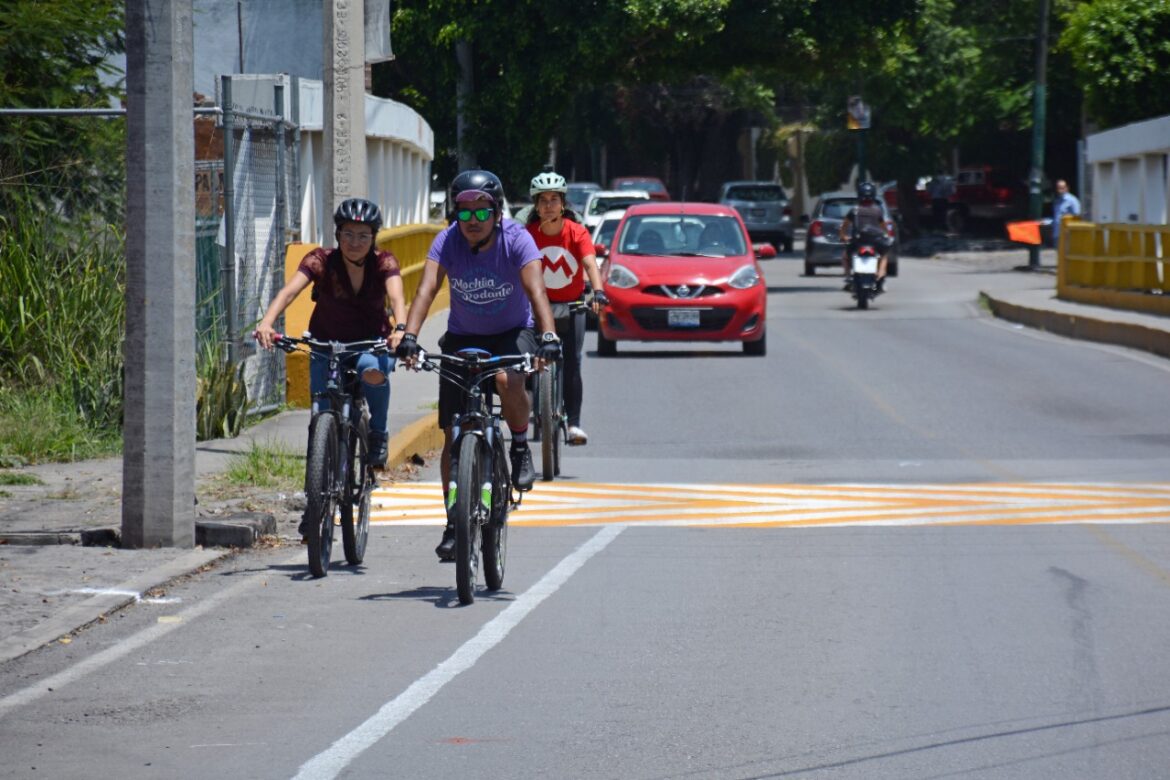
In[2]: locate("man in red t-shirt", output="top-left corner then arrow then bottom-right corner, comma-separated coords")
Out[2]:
525,170 -> 605,445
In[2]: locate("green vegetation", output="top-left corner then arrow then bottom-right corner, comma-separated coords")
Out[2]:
0,202 -> 126,464
222,439 -> 304,492
0,471 -> 42,486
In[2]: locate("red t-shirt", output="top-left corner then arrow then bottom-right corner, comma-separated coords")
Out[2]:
297,246 -> 401,341
526,219 -> 595,303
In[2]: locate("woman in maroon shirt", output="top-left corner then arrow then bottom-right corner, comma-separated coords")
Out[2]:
255,198 -> 406,466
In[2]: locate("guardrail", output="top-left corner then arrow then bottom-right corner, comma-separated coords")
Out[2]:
1059,219 -> 1170,317
282,223 -> 446,406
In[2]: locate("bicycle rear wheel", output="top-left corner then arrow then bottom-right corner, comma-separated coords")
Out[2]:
482,432 -> 510,591
304,413 -> 339,578
342,408 -> 371,565
454,434 -> 484,605
538,368 -> 556,481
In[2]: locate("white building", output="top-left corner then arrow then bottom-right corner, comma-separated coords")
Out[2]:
1085,114 -> 1170,225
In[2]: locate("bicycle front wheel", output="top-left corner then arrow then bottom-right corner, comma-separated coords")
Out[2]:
305,413 -> 339,578
482,432 -> 510,591
538,368 -> 556,481
342,413 -> 371,565
454,434 -> 484,605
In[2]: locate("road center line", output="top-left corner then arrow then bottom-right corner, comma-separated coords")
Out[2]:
292,524 -> 626,780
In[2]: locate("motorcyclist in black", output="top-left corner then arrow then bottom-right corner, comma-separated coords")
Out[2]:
839,181 -> 892,291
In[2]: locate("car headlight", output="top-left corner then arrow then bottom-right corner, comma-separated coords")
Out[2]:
607,264 -> 640,289
728,265 -> 761,289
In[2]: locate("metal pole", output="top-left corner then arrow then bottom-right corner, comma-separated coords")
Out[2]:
273,83 -> 288,359
1027,0 -> 1050,269
221,75 -> 238,363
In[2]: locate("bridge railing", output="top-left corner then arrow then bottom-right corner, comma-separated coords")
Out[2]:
280,223 -> 445,406
1058,218 -> 1170,317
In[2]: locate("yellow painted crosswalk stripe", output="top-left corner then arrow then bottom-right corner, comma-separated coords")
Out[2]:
369,482 -> 1170,528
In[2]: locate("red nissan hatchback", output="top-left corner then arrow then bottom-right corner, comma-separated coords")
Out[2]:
597,202 -> 767,356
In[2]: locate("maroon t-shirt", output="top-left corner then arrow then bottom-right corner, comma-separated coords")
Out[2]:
297,247 -> 401,341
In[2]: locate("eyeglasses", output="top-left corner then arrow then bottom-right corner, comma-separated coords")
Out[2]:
456,207 -> 493,223
340,230 -> 374,243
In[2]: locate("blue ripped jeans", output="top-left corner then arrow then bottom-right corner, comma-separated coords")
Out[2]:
310,352 -> 395,435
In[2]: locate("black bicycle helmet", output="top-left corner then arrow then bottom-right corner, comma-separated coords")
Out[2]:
449,169 -> 504,207
333,197 -> 383,232
856,181 -> 878,200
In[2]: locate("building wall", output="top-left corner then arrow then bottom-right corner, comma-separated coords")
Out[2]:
1086,115 -> 1170,225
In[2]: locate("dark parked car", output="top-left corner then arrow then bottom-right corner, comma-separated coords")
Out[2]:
804,192 -> 899,277
717,181 -> 794,252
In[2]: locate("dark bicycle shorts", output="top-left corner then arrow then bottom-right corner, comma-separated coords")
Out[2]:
437,327 -> 538,428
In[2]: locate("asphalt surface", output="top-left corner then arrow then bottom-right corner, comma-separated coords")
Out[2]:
0,242 -> 1165,673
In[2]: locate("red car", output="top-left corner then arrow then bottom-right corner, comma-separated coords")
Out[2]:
609,176 -> 671,201
597,202 -> 767,356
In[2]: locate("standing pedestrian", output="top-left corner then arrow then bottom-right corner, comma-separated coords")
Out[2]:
1052,179 -> 1081,248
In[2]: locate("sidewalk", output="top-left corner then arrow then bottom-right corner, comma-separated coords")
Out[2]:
0,311 -> 449,665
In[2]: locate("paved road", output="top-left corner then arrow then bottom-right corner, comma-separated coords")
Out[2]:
3,251 -> 1170,779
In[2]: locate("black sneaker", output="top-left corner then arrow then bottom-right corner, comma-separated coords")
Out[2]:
510,443 -> 536,491
368,431 -> 388,468
435,524 -> 455,561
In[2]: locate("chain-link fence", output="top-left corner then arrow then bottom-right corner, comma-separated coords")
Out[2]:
212,80 -> 300,415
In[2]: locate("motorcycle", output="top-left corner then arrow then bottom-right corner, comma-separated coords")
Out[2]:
847,240 -> 884,309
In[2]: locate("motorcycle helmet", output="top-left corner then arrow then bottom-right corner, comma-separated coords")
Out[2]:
449,169 -> 504,208
530,170 -> 568,198
333,197 -> 382,232
856,181 -> 878,201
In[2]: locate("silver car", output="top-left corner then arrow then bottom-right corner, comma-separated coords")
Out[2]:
803,193 -> 899,277
717,180 -> 794,252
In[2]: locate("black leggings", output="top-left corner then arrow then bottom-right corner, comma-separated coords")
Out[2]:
555,311 -> 586,427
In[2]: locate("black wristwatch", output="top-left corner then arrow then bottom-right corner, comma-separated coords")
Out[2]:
394,323 -> 407,332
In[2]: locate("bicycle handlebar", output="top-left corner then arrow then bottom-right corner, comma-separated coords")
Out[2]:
271,333 -> 390,358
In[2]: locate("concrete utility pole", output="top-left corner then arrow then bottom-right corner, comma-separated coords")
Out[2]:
323,0 -> 368,217
123,1 -> 197,548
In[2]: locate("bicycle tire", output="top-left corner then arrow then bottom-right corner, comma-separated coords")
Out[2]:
482,433 -> 510,591
538,368 -> 556,481
454,434 -> 483,605
342,406 -> 370,565
305,413 -> 339,578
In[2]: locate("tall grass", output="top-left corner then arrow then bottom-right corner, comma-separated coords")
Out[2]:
0,199 -> 125,462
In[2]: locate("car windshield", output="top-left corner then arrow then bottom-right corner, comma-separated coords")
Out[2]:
597,219 -> 621,246
725,185 -> 785,202
589,196 -> 646,216
820,199 -> 857,220
616,180 -> 665,194
617,215 -> 747,257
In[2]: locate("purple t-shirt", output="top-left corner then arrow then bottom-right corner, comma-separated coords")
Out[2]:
428,220 -> 540,335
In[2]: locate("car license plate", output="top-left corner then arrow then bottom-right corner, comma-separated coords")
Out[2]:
750,209 -> 766,218
667,309 -> 701,328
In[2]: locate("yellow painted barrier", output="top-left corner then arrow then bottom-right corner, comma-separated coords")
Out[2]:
282,223 -> 446,407
1058,218 -> 1170,317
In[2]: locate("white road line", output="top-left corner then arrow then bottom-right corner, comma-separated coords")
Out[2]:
292,524 -> 626,780
0,551 -> 302,719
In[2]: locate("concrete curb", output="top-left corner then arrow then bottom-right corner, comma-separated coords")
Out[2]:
386,411 -> 443,469
0,548 -> 230,665
983,292 -> 1170,360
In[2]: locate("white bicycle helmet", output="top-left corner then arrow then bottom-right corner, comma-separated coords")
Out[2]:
530,170 -> 568,198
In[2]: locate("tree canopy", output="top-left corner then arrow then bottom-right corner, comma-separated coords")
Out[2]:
0,1 -> 126,221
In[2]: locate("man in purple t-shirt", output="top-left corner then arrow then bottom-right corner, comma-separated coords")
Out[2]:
397,169 -> 559,561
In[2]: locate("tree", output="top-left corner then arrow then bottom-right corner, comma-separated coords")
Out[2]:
1060,0 -> 1170,127
0,1 -> 126,222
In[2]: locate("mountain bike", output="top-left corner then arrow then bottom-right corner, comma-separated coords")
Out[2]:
418,347 -> 534,605
273,334 -> 389,578
531,299 -> 588,481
